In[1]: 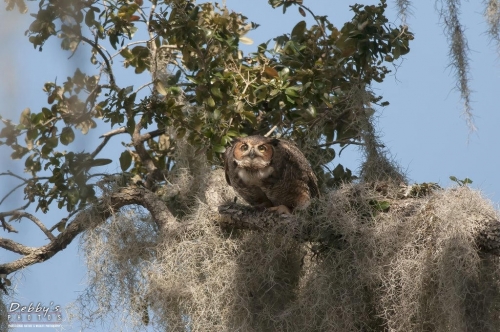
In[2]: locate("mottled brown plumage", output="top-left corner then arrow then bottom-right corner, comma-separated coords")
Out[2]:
223,135 -> 319,214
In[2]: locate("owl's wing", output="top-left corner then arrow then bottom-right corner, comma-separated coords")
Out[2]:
279,140 -> 320,198
223,147 -> 232,185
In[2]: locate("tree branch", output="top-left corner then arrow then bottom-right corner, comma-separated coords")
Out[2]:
218,202 -> 500,257
0,238 -> 35,255
139,128 -> 166,142
90,135 -> 112,159
0,186 -> 175,275
80,35 -> 117,89
100,127 -> 126,138
314,139 -> 385,149
217,203 -> 316,242
9,212 -> 55,241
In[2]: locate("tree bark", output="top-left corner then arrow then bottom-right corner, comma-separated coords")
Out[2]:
0,186 -> 175,275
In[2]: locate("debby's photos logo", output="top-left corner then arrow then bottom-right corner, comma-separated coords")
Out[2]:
7,301 -> 62,328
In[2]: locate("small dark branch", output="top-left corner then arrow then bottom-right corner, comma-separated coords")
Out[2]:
0,171 -> 27,182
0,217 -> 18,233
0,203 -> 30,220
0,186 -> 175,276
0,182 -> 26,206
67,39 -> 82,60
134,81 -> 154,94
90,135 -> 111,159
132,121 -> 161,187
297,4 -> 329,52
314,140 -> 385,149
139,128 -> 166,142
100,127 -> 126,138
48,218 -> 68,233
80,35 -> 117,89
10,212 -> 55,241
0,238 -> 35,255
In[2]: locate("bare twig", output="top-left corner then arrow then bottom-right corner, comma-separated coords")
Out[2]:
10,212 -> 55,241
0,182 -> 26,206
0,171 -> 27,182
264,125 -> 278,137
139,128 -> 167,142
0,217 -> 18,233
80,35 -> 117,88
90,136 -> 112,159
314,140 -> 385,149
134,81 -> 154,94
0,203 -> 31,219
100,127 -> 126,138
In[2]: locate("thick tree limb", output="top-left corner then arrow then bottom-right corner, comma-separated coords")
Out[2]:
0,238 -> 35,255
217,203 -> 320,243
0,186 -> 175,275
218,202 -> 500,257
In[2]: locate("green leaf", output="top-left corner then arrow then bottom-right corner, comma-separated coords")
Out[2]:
60,127 -> 75,146
226,130 -> 239,137
211,86 -> 223,99
285,87 -> 300,97
206,97 -> 215,108
463,178 -> 473,184
212,145 -> 226,153
57,221 -> 66,232
291,21 -> 306,40
119,150 -> 132,171
85,9 -> 95,27
213,109 -> 221,119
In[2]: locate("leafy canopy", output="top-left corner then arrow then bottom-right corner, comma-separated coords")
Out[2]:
0,0 -> 412,214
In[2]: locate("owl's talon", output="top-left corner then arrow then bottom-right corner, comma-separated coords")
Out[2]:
267,205 -> 292,215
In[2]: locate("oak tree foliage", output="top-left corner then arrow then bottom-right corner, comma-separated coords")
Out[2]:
0,2 -> 412,217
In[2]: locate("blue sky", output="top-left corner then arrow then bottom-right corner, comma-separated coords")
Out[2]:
1,0 -> 499,330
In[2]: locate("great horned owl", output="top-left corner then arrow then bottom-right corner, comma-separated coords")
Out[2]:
223,135 -> 319,214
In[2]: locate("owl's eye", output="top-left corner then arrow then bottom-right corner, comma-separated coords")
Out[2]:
258,145 -> 267,152
241,144 -> 249,151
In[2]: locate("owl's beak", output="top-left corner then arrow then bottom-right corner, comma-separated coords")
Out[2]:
249,149 -> 256,159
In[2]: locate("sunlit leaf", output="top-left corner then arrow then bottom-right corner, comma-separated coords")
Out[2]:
156,81 -> 168,95
239,36 -> 253,45
212,144 -> 226,153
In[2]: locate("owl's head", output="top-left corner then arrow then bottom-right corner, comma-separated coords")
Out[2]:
232,136 -> 278,169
